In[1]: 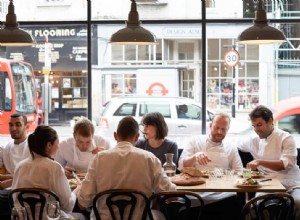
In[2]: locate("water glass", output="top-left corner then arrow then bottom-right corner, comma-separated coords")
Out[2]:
46,201 -> 61,220
225,168 -> 234,181
242,168 -> 252,179
11,206 -> 27,220
208,170 -> 218,184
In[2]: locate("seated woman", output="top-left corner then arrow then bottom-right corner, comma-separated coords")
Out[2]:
136,112 -> 178,165
11,125 -> 84,219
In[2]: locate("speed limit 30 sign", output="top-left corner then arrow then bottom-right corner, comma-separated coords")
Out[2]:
224,50 -> 240,67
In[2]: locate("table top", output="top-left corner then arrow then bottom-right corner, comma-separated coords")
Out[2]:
175,176 -> 286,193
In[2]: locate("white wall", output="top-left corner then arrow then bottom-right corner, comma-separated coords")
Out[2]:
11,0 -> 245,21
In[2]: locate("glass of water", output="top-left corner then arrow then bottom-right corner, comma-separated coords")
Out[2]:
11,206 -> 27,220
242,168 -> 252,179
46,201 -> 61,220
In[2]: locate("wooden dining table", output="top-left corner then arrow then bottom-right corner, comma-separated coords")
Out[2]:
175,176 -> 286,193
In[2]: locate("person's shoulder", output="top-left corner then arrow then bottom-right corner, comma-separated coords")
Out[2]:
41,157 -> 64,171
136,138 -> 147,148
164,139 -> 178,147
133,146 -> 156,158
189,135 -> 205,144
94,134 -> 108,140
59,137 -> 75,146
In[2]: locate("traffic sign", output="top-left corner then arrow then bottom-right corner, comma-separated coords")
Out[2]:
224,50 -> 240,67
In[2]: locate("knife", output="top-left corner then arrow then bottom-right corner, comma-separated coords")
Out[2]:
72,171 -> 82,184
259,179 -> 272,182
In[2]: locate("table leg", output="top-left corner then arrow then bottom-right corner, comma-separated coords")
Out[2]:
245,192 -> 249,202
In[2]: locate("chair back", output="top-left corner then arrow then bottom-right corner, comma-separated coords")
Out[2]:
9,188 -> 60,220
92,189 -> 153,220
241,193 -> 294,220
150,191 -> 204,220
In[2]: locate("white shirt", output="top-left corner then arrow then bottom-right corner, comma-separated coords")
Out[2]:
238,127 -> 300,191
0,139 -> 30,174
78,141 -> 176,220
55,135 -> 111,172
12,154 -> 76,214
178,135 -> 243,204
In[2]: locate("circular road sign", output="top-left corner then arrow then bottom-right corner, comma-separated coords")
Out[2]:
224,50 -> 240,67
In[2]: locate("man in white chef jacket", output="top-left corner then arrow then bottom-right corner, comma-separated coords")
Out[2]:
238,105 -> 300,220
178,112 -> 243,220
56,118 -> 111,178
0,113 -> 30,220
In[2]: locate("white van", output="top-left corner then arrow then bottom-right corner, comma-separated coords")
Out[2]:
98,96 -> 251,146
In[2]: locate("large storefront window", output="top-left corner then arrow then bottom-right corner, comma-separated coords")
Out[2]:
207,39 -> 260,110
3,24 -> 89,124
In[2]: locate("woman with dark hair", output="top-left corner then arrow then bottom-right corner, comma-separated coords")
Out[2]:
11,125 -> 84,219
136,112 -> 178,165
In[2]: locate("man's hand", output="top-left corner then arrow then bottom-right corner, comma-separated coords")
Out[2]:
247,160 -> 260,170
0,179 -> 12,189
91,146 -> 105,154
0,174 -> 12,181
194,152 -> 211,166
65,166 -> 76,179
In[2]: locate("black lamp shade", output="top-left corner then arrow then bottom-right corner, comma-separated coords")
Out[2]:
237,23 -> 287,45
0,27 -> 35,46
110,22 -> 157,45
237,0 -> 287,45
110,0 -> 157,45
0,0 -> 36,47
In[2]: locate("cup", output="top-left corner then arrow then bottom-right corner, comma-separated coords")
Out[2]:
46,201 -> 61,220
11,206 -> 27,220
242,168 -> 251,179
225,168 -> 234,181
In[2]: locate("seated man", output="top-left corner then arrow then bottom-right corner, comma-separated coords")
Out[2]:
238,105 -> 300,220
178,104 -> 189,119
178,112 -> 243,220
78,116 -> 176,220
0,113 -> 30,220
55,117 -> 111,178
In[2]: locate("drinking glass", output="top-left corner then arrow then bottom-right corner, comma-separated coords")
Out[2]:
242,168 -> 252,179
225,168 -> 234,181
46,201 -> 61,220
11,206 -> 27,220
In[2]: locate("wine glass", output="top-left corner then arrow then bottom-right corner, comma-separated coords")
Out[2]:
11,206 -> 27,220
46,201 -> 61,220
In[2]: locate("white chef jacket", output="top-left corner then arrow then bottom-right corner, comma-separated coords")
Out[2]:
12,153 -> 76,215
238,127 -> 300,191
178,135 -> 243,204
55,135 -> 111,173
0,138 -> 30,174
78,141 -> 176,220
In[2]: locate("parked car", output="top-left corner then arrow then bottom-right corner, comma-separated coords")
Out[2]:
98,96 -> 251,146
273,96 -> 300,134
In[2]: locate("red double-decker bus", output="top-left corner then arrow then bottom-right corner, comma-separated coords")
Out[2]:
0,59 -> 38,134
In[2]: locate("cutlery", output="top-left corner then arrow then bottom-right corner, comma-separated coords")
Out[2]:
72,171 -> 82,183
259,179 -> 272,182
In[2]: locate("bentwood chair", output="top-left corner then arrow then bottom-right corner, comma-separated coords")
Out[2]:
150,191 -> 205,220
241,193 -> 294,220
92,189 -> 153,220
8,187 -> 61,220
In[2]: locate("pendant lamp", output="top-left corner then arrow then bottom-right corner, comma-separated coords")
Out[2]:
110,0 -> 157,45
0,0 -> 36,46
237,0 -> 286,45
